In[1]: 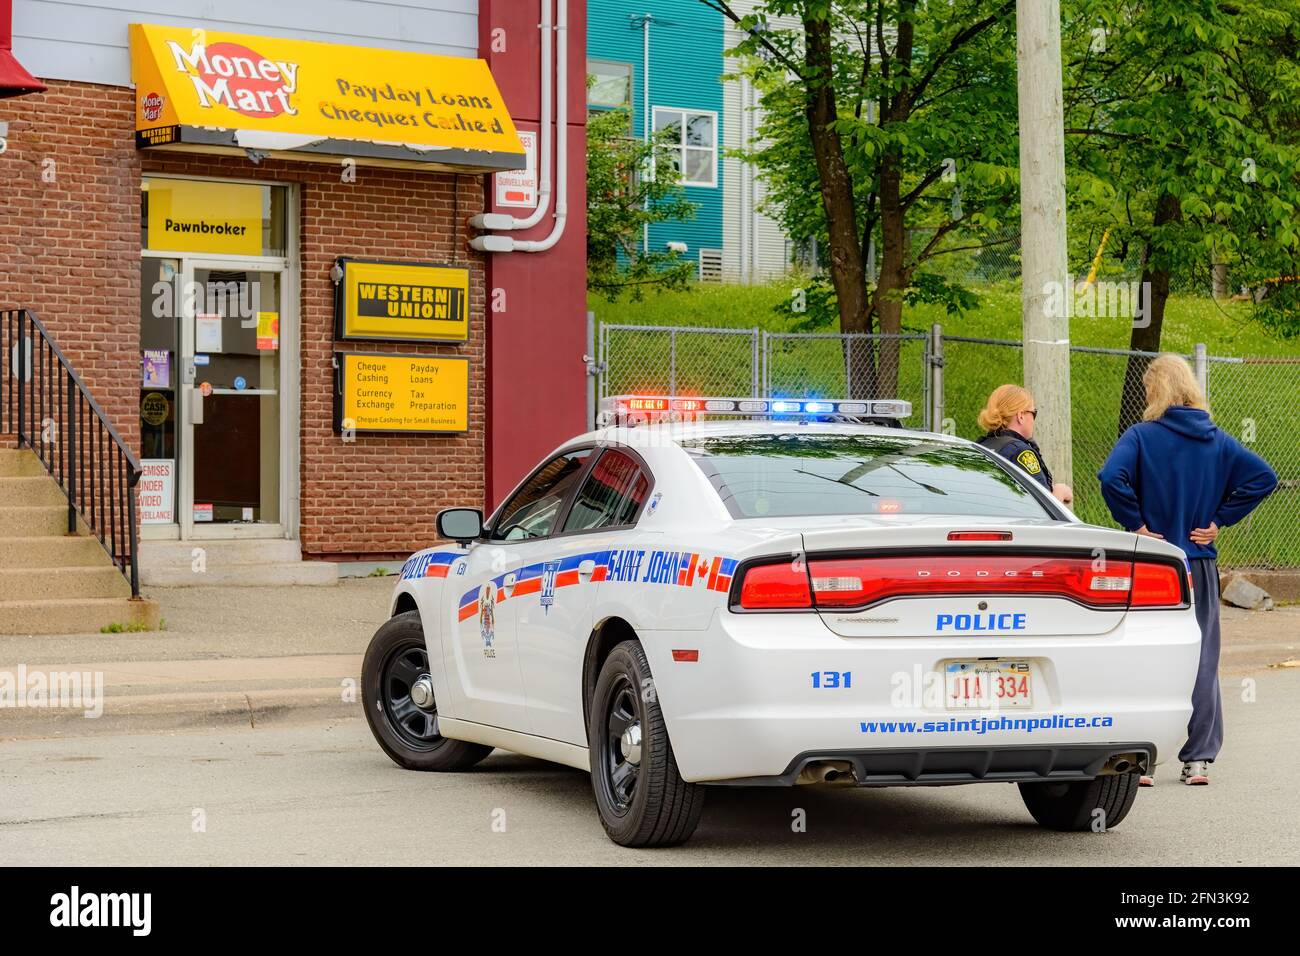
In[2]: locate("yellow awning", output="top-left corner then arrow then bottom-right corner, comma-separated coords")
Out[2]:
129,23 -> 525,172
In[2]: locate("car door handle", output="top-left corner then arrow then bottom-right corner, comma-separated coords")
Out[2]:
578,560 -> 596,579
504,572 -> 518,590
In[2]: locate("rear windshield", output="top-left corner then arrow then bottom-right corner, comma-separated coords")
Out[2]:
681,433 -> 1052,520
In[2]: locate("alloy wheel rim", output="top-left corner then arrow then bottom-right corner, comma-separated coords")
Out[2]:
602,675 -> 642,815
382,644 -> 439,748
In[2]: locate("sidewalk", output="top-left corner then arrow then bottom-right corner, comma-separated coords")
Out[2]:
1,580 -> 1296,739
0,577 -> 392,738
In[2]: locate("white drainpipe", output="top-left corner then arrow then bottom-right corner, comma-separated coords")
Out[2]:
739,74 -> 751,284
469,0 -> 552,232
642,12 -> 652,255
471,0 -> 569,254
749,81 -> 760,281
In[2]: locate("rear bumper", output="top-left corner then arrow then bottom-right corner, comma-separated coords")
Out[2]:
639,608 -> 1198,784
707,742 -> 1155,787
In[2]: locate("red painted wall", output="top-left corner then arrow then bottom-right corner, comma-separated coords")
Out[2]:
479,0 -> 588,509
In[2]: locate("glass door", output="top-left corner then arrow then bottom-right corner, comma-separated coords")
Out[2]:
179,260 -> 286,537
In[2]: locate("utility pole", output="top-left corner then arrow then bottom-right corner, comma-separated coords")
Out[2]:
1016,0 -> 1072,486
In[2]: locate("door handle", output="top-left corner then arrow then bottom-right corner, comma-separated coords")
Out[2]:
189,385 -> 204,425
578,559 -> 596,579
504,572 -> 518,591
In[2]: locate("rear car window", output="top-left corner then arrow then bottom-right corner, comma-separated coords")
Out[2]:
563,449 -> 649,532
680,432 -> 1053,520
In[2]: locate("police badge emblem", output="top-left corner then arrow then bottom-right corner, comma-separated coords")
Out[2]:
540,561 -> 560,614
479,582 -> 497,657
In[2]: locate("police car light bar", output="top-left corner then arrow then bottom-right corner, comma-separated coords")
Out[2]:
599,395 -> 912,422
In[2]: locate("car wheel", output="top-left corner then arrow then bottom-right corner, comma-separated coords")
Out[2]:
362,611 -> 492,772
1018,773 -> 1140,831
588,640 -> 704,847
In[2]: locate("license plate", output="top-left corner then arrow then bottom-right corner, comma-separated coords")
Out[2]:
944,660 -> 1033,710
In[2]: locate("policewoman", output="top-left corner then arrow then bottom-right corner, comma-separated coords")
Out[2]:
976,384 -> 1074,506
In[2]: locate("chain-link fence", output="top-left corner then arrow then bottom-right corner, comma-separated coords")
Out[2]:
597,322 -> 1299,570
1205,358 -> 1300,569
600,325 -> 760,399
763,333 -> 930,427
600,327 -> 929,426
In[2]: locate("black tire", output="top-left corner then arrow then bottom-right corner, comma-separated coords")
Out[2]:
362,611 -> 492,772
1018,773 -> 1140,832
588,640 -> 704,847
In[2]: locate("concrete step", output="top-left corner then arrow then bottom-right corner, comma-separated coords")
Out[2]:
139,538 -> 337,587
0,535 -> 109,568
0,566 -> 131,600
0,475 -> 68,506
140,538 -> 302,567
0,506 -> 82,536
0,597 -> 160,635
142,560 -> 338,587
0,449 -> 46,478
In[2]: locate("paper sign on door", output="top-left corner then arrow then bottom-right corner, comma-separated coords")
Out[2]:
196,314 -> 223,352
138,459 -> 174,524
256,312 -> 279,351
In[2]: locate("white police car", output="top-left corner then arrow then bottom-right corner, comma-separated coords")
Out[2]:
361,396 -> 1200,847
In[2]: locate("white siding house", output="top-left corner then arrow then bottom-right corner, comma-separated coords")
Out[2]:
721,0 -> 796,283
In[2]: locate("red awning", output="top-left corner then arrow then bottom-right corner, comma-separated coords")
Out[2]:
0,0 -> 46,99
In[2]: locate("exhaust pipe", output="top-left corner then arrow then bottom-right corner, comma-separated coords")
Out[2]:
795,760 -> 857,786
1100,753 -> 1145,775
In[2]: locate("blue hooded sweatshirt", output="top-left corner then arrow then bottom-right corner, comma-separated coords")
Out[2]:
1097,406 -> 1278,559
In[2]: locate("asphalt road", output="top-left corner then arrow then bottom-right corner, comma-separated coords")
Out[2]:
2,668 -> 1296,866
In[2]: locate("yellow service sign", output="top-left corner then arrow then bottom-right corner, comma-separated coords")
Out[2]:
337,353 -> 469,434
145,178 -> 263,255
336,259 -> 470,343
129,23 -> 524,163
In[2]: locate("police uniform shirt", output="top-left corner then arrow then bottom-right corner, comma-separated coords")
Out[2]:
977,428 -> 1054,491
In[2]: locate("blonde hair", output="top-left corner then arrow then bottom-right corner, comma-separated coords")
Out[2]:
1142,354 -> 1208,421
978,384 -> 1034,432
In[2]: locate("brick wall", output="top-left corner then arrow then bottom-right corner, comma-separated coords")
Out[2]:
1,80 -> 488,561
0,81 -> 141,456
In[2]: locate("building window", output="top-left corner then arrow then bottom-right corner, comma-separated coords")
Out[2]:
588,60 -> 633,110
653,107 -> 717,188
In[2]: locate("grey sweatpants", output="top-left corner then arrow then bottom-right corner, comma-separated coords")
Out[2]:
1179,557 -> 1223,763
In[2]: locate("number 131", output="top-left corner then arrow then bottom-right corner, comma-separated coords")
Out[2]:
811,671 -> 851,689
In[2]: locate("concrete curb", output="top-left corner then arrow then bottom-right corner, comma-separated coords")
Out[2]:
0,686 -> 364,739
0,653 -> 364,738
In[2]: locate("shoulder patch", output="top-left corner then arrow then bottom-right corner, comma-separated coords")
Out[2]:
1015,449 -> 1042,475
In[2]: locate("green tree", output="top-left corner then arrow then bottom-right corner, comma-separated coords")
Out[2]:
706,0 -> 1020,396
586,107 -> 698,301
1061,0 -> 1300,430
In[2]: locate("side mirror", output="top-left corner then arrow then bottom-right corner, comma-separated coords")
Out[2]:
436,508 -> 484,546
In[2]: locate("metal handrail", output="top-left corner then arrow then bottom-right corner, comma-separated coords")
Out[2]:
1,308 -> 141,596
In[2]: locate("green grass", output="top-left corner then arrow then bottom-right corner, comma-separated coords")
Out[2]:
100,620 -> 154,634
590,281 -> 1300,354
591,281 -> 1300,567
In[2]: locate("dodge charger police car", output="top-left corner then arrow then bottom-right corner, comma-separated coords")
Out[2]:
361,396 -> 1200,847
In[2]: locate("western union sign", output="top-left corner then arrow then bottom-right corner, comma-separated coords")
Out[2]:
335,259 -> 470,343
129,23 -> 525,172
335,353 -> 469,434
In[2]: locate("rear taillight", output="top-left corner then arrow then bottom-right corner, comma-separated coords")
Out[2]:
1130,561 -> 1185,607
737,560 -> 812,609
734,554 -> 1186,611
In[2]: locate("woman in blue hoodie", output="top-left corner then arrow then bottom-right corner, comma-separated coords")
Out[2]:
1098,354 -> 1277,787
